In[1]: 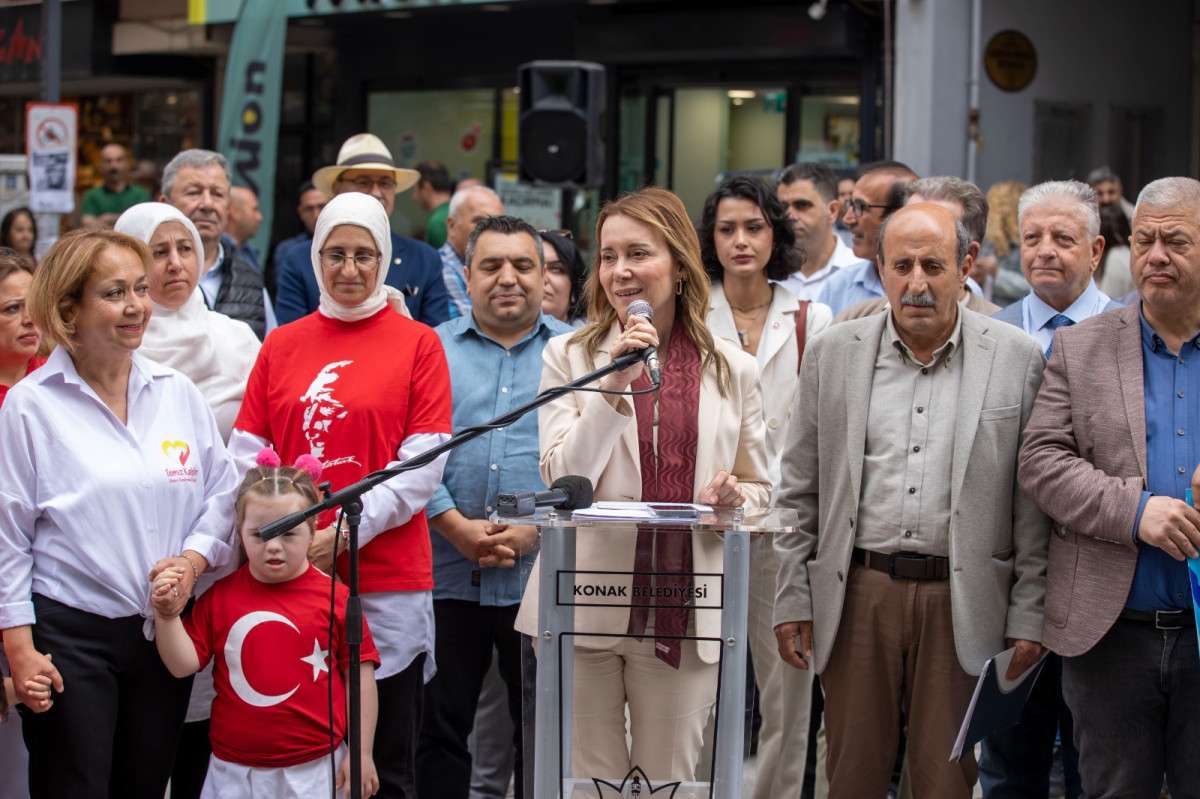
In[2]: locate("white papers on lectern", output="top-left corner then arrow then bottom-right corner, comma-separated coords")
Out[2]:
571,501 -> 713,521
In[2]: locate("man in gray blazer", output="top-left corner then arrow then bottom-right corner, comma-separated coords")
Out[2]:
1018,177 -> 1200,798
773,203 -> 1050,798
983,180 -> 1120,799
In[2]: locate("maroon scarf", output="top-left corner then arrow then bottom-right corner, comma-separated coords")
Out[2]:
626,324 -> 701,668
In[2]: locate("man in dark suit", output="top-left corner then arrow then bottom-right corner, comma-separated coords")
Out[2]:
1019,176 -> 1200,797
983,179 -> 1123,798
274,133 -> 451,326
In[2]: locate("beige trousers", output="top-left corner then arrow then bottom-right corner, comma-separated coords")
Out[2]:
571,637 -> 719,783
747,534 -> 816,799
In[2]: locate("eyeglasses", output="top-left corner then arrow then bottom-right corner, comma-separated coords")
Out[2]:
341,176 -> 397,194
539,229 -> 573,240
320,249 -> 381,270
845,198 -> 893,217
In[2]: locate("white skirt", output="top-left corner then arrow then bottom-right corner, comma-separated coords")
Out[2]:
199,744 -> 346,798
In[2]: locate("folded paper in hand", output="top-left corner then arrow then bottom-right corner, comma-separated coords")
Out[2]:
949,646 -> 1049,761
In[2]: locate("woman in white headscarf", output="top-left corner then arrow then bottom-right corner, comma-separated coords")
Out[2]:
227,192 -> 452,798
114,203 -> 259,799
115,203 -> 259,440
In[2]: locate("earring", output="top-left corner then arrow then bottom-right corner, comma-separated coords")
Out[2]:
675,279 -> 684,296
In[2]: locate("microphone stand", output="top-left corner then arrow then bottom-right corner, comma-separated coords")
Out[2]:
257,346 -> 654,799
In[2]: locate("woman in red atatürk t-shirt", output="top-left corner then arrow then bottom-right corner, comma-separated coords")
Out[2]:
229,191 -> 452,797
0,249 -> 46,408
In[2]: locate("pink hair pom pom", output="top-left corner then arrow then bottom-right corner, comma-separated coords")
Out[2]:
293,454 -> 323,482
255,448 -> 282,468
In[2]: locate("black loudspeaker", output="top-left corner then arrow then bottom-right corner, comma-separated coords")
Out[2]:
518,61 -> 605,187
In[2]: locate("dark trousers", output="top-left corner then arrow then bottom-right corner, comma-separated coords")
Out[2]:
1062,617 -> 1200,799
416,600 -> 526,799
170,719 -> 212,799
18,594 -> 192,799
375,651 -> 427,799
979,655 -> 1081,798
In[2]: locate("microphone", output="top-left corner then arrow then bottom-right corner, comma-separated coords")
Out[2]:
625,299 -> 661,386
496,475 -> 594,517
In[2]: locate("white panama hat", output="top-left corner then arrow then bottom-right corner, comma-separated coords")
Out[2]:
311,132 -> 421,195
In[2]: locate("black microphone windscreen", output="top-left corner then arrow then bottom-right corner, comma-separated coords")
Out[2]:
550,475 -> 594,510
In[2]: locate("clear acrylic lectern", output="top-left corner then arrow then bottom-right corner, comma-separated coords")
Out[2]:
499,507 -> 801,799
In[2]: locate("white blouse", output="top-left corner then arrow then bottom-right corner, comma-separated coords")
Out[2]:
0,347 -> 239,631
708,282 -> 833,489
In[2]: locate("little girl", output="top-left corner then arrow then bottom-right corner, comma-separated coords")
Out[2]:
153,450 -> 381,798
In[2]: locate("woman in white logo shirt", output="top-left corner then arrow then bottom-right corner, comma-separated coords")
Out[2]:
0,229 -> 239,798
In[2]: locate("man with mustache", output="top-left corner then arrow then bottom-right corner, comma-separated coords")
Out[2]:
983,180 -> 1121,799
834,177 -> 999,322
160,149 -> 275,339
1019,177 -> 1200,798
419,216 -> 571,798
81,143 -> 151,230
774,203 -> 1049,798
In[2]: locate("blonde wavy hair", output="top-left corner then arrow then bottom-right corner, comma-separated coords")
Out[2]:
27,229 -> 151,352
572,187 -> 730,395
984,180 -> 1026,258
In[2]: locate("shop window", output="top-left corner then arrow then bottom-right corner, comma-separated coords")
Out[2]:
368,88 -> 497,239
796,94 -> 860,167
671,87 -> 785,220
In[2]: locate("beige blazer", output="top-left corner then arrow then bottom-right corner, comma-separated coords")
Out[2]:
514,323 -> 772,664
1017,304 -> 1146,657
773,308 -> 1050,676
707,282 -> 833,488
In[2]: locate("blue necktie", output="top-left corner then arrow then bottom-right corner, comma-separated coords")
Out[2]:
1044,313 -> 1074,358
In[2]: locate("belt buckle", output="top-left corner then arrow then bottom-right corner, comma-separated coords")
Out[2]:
888,552 -> 926,579
1155,610 -> 1185,631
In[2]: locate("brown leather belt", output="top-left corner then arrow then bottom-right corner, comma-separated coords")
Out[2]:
852,548 -> 950,580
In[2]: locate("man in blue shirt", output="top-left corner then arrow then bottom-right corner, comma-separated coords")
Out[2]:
817,160 -> 916,315
416,215 -> 571,799
983,180 -> 1121,799
439,185 -> 505,319
1018,176 -> 1200,797
275,133 -> 451,326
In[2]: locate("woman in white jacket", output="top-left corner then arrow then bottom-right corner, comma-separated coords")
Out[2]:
517,187 -> 771,785
701,175 -> 831,799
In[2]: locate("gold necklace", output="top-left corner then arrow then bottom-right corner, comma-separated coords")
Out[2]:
733,306 -> 768,350
729,298 -> 771,313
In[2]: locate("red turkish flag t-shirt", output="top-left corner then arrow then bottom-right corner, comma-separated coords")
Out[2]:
234,308 -> 453,593
184,563 -> 381,768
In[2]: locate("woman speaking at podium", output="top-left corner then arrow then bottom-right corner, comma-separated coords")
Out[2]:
517,187 -> 770,784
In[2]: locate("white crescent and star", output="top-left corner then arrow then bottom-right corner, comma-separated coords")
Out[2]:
224,610 -> 329,708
